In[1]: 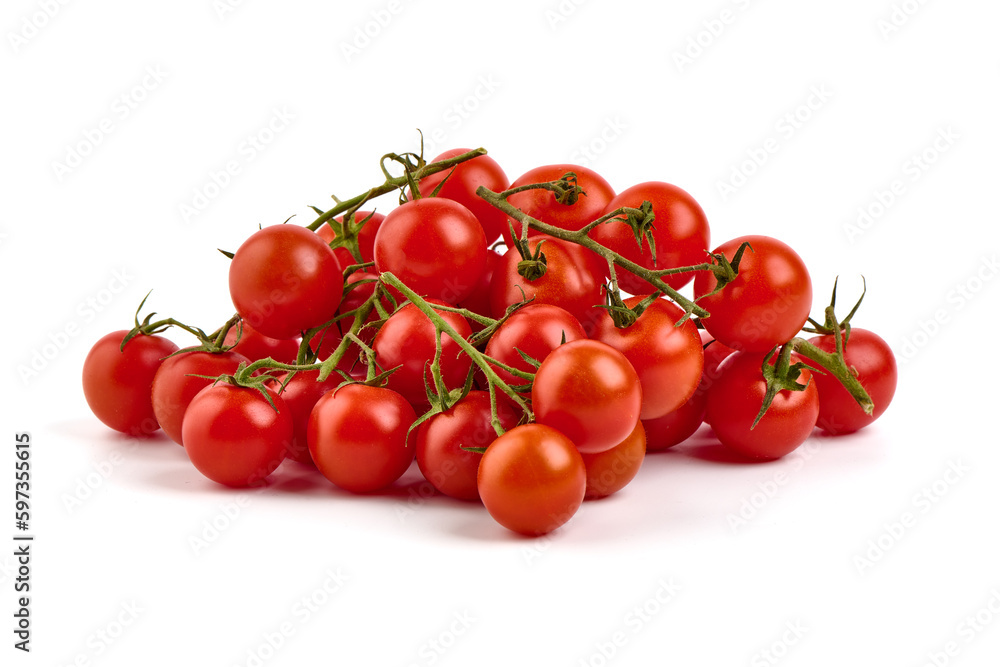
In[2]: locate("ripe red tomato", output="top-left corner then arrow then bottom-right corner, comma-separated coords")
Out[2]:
337,271 -> 394,343
374,198 -> 487,303
308,384 -> 416,493
457,248 -> 503,332
489,236 -> 608,333
580,421 -> 645,499
223,321 -> 299,364
477,424 -> 586,535
693,235 -> 812,353
484,304 -> 587,387
316,210 -> 385,268
82,331 -> 179,436
415,149 -> 510,244
151,350 -> 249,445
371,300 -> 472,408
532,339 -> 642,453
274,370 -> 340,465
705,351 -> 819,459
806,328 -> 897,434
415,391 -> 521,501
642,388 -> 707,451
591,181 -> 710,293
229,224 -> 344,340
181,383 -> 291,487
501,163 -> 615,247
593,296 -> 704,420
698,330 -> 738,424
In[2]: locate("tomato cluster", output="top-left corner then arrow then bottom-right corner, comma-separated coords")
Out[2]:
81,145 -> 897,537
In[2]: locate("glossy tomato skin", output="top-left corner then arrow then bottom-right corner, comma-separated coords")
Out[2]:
181,384 -> 291,487
642,389 -> 707,451
374,198 -> 487,304
592,181 -> 710,293
593,296 -> 704,420
457,249 -> 503,332
693,235 -> 812,353
501,163 -> 615,247
316,210 -> 385,269
223,321 -> 299,364
415,391 -> 521,501
532,339 -> 642,454
705,351 -> 819,460
307,384 -> 417,493
229,224 -> 344,340
580,421 -> 646,499
415,149 -> 510,244
371,300 -> 472,408
477,424 -> 586,536
275,370 -> 340,465
698,330 -> 738,423
484,304 -> 587,387
490,236 -> 608,334
151,350 -> 249,445
806,328 -> 897,434
82,331 -> 179,436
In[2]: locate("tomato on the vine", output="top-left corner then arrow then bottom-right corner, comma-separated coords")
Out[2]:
642,390 -> 707,451
580,421 -> 645,499
532,339 -> 642,454
316,210 -> 385,268
415,149 -> 510,245
591,181 -> 710,294
477,424 -> 586,535
223,321 -> 299,364
308,384 -> 416,493
181,383 -> 291,487
484,303 -> 587,388
693,235 -> 812,353
229,224 -> 344,340
82,331 -> 179,437
274,369 -> 340,465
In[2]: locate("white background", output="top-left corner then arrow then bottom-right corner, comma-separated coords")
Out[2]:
3,0 -> 1000,665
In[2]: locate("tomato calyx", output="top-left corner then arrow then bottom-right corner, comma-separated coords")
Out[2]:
121,292 -> 241,356
803,275 -> 866,337
513,236 -> 548,281
695,241 -> 755,300
753,346 -> 821,429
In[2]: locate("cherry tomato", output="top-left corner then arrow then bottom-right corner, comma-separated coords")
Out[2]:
698,330 -> 738,424
693,235 -> 812,353
374,198 -> 487,304
82,331 -> 179,436
457,248 -> 503,332
489,236 -> 608,334
223,321 -> 299,364
501,163 -> 615,247
642,389 -> 707,451
415,149 -> 510,244
580,421 -> 645,499
308,384 -> 416,493
532,339 -> 642,454
229,224 -> 344,340
372,300 -> 472,408
591,181 -> 710,293
337,271 -> 394,344
181,383 -> 290,487
806,328 -> 897,434
274,370 -> 340,465
151,350 -> 249,445
484,304 -> 587,388
477,424 -> 586,535
415,391 -> 521,501
593,296 -> 703,420
316,210 -> 385,268
705,351 -> 819,459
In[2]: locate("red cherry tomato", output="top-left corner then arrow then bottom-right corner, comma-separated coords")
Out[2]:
593,296 -> 704,420
82,331 -> 179,436
181,383 -> 290,487
415,391 -> 521,501
501,163 -> 615,247
316,210 -> 385,268
415,149 -> 510,244
484,304 -> 587,388
580,421 -> 646,499
806,328 -> 897,434
223,321 -> 299,364
274,370 -> 340,465
693,235 -> 812,353
642,389 -> 707,451
457,248 -> 503,332
374,198 -> 487,304
229,224 -> 344,340
477,424 -> 586,536
532,339 -> 642,454
705,351 -> 819,459
489,236 -> 608,333
591,181 -> 710,293
371,300 -> 473,408
308,384 -> 416,493
151,350 -> 249,445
